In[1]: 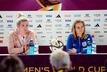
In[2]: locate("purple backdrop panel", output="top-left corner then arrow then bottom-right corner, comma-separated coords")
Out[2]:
0,0 -> 107,10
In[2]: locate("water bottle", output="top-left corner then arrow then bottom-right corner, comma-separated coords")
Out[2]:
87,38 -> 92,54
29,40 -> 35,55
34,43 -> 39,54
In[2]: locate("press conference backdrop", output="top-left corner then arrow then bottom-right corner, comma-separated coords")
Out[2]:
0,10 -> 107,47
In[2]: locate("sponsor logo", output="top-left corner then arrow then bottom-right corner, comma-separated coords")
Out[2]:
55,24 -> 62,27
56,31 -> 62,34
46,19 -> 52,23
28,24 -> 33,27
0,29 -> 4,30
94,19 -> 100,22
95,24 -> 100,27
56,28 -> 63,30
104,14 -> 107,16
94,31 -> 100,33
7,24 -> 12,28
46,15 -> 52,18
56,14 -> 61,18
0,20 -> 3,23
45,24 -> 52,27
103,24 -> 107,26
27,14 -> 32,18
65,31 -> 70,34
103,28 -> 107,29
45,28 -> 51,31
41,36 -> 46,38
0,32 -> 4,34
98,35 -> 104,37
64,14 -> 71,17
94,14 -> 101,17
37,24 -> 42,28
6,15 -> 13,18
0,25 -> 4,28
104,18 -> 107,22
84,14 -> 90,17
35,20 -> 42,23
36,15 -> 43,18
46,32 -> 52,34
65,23 -> 70,27
0,15 -> 2,18
65,19 -> 71,22
7,20 -> 13,23
85,24 -> 91,27
74,14 -> 81,17
55,19 -> 62,22
57,36 -> 62,38
104,31 -> 107,33
84,19 -> 91,22
37,32 -> 43,34
82,41 -> 87,47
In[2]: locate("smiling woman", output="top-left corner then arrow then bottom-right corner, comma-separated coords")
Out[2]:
66,20 -> 93,54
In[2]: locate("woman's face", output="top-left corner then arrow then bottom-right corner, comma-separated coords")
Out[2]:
75,22 -> 84,35
18,21 -> 29,31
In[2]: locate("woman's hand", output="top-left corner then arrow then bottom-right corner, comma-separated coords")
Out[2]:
68,48 -> 77,54
21,45 -> 29,53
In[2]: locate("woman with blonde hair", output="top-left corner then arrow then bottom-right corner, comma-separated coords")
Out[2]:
8,13 -> 37,55
66,20 -> 93,54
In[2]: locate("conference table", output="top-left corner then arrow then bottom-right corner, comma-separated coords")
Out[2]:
0,53 -> 107,72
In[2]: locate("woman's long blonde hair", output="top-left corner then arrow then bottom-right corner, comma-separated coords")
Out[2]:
72,20 -> 87,40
